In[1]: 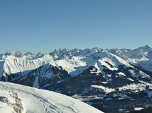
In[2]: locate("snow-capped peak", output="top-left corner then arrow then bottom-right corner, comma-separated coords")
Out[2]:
136,45 -> 152,52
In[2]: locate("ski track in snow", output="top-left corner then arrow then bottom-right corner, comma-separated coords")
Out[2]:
0,82 -> 103,113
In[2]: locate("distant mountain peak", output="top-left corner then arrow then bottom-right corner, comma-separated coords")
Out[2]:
136,45 -> 152,51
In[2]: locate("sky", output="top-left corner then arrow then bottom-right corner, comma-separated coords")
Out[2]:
0,0 -> 152,53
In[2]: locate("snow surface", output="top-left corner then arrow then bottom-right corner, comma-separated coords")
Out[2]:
55,56 -> 87,76
119,83 -> 147,92
117,72 -> 126,76
91,85 -> 115,93
0,82 -> 103,113
3,55 -> 47,75
134,107 -> 144,111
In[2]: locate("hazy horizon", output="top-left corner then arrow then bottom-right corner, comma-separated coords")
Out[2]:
0,45 -> 151,54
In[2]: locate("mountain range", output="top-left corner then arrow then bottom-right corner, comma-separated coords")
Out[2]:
1,45 -> 152,113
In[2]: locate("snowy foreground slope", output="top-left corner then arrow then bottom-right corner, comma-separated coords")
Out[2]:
0,82 -> 103,113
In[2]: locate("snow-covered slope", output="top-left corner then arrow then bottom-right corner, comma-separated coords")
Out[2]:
3,54 -> 54,75
0,81 -> 103,113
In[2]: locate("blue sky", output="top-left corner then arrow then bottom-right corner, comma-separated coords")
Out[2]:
0,0 -> 152,53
